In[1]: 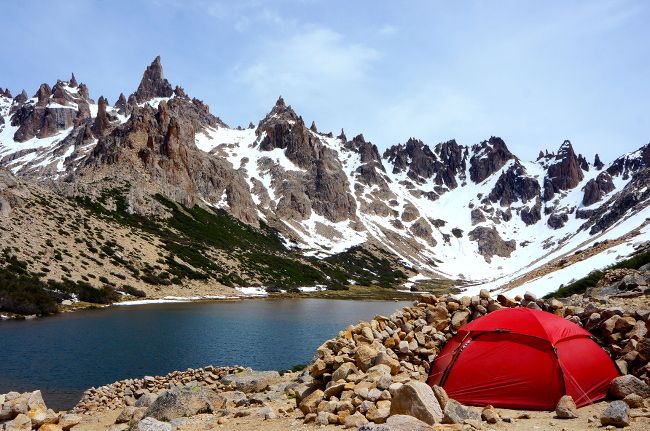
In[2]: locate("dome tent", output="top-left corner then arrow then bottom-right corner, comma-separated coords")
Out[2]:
427,308 -> 619,410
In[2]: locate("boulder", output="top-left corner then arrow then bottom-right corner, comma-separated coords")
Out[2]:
441,399 -> 481,424
216,390 -> 247,408
220,370 -> 281,393
132,417 -> 172,431
555,395 -> 578,419
144,385 -> 222,421
609,375 -> 650,399
389,381 -> 443,425
622,393 -> 644,408
298,389 -> 324,414
600,400 -> 630,428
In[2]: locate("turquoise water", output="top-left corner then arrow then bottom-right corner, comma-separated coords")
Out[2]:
0,298 -> 410,409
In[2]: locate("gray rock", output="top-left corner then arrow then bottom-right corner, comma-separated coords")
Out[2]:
144,385 -> 222,421
600,400 -> 630,428
115,406 -> 145,424
389,381 -> 443,425
441,398 -> 481,424
220,370 -> 281,393
132,417 -> 172,431
135,393 -> 157,407
609,375 -> 650,399
216,390 -> 247,408
555,395 -> 578,419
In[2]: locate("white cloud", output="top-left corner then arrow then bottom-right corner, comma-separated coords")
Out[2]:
378,24 -> 398,35
235,27 -> 381,103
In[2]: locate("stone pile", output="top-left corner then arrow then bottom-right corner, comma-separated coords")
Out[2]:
73,365 -> 244,414
0,390 -> 81,431
298,288 -> 650,427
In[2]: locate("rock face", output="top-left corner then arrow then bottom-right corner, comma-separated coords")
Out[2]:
543,140 -> 585,201
469,137 -> 514,183
582,172 -> 615,206
0,170 -> 30,217
468,226 -> 516,262
132,56 -> 173,103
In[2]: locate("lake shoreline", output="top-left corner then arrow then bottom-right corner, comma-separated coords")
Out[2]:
0,286 -> 424,321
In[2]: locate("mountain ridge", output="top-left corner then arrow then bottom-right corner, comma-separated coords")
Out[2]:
2,56 -> 650,301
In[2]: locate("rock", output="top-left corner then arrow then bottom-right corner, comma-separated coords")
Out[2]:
609,375 -> 650,399
356,345 -> 380,372
135,393 -> 157,408
344,411 -> 368,428
58,413 -> 82,430
555,395 -> 578,419
441,399 -> 481,424
133,56 -> 174,103
298,389 -> 324,414
431,385 -> 449,410
144,385 -> 222,421
333,362 -> 359,381
220,370 -> 281,393
481,405 -> 499,424
382,414 -> 437,430
115,406 -> 145,424
39,425 -> 63,431
4,413 -> 32,431
366,404 -> 391,423
216,390 -> 247,408
132,417 -> 172,431
374,352 -> 401,375
27,407 -> 57,427
389,381 -> 443,425
600,400 -> 630,428
622,393 -> 644,408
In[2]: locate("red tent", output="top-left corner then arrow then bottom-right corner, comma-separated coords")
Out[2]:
427,307 -> 619,410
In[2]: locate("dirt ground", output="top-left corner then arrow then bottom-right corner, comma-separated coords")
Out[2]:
71,398 -> 650,431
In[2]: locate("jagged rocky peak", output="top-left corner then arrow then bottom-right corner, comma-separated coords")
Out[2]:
594,153 -> 604,170
133,56 -> 174,103
91,96 -> 109,137
69,73 -> 78,88
115,93 -> 127,113
383,138 -> 435,177
0,87 -> 12,98
469,136 -> 514,183
488,160 -> 540,207
607,143 -> 650,179
543,140 -> 586,201
309,121 -> 317,132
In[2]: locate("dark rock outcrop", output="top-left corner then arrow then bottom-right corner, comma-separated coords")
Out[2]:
543,140 -> 585,201
468,226 -> 516,262
91,96 -> 110,137
488,161 -> 540,206
132,56 -> 174,103
469,137 -> 514,184
582,172 -> 615,206
594,154 -> 604,170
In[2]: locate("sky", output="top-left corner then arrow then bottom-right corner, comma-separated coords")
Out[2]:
1,0 -> 648,162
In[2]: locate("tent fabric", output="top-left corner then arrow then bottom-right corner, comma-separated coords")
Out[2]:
427,308 -> 619,410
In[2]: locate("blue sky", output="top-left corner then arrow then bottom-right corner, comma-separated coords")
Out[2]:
1,0 -> 648,161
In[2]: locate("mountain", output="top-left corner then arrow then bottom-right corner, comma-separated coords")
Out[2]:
1,57 -> 650,308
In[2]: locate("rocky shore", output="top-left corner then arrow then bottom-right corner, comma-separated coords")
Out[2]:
2,273 -> 650,430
